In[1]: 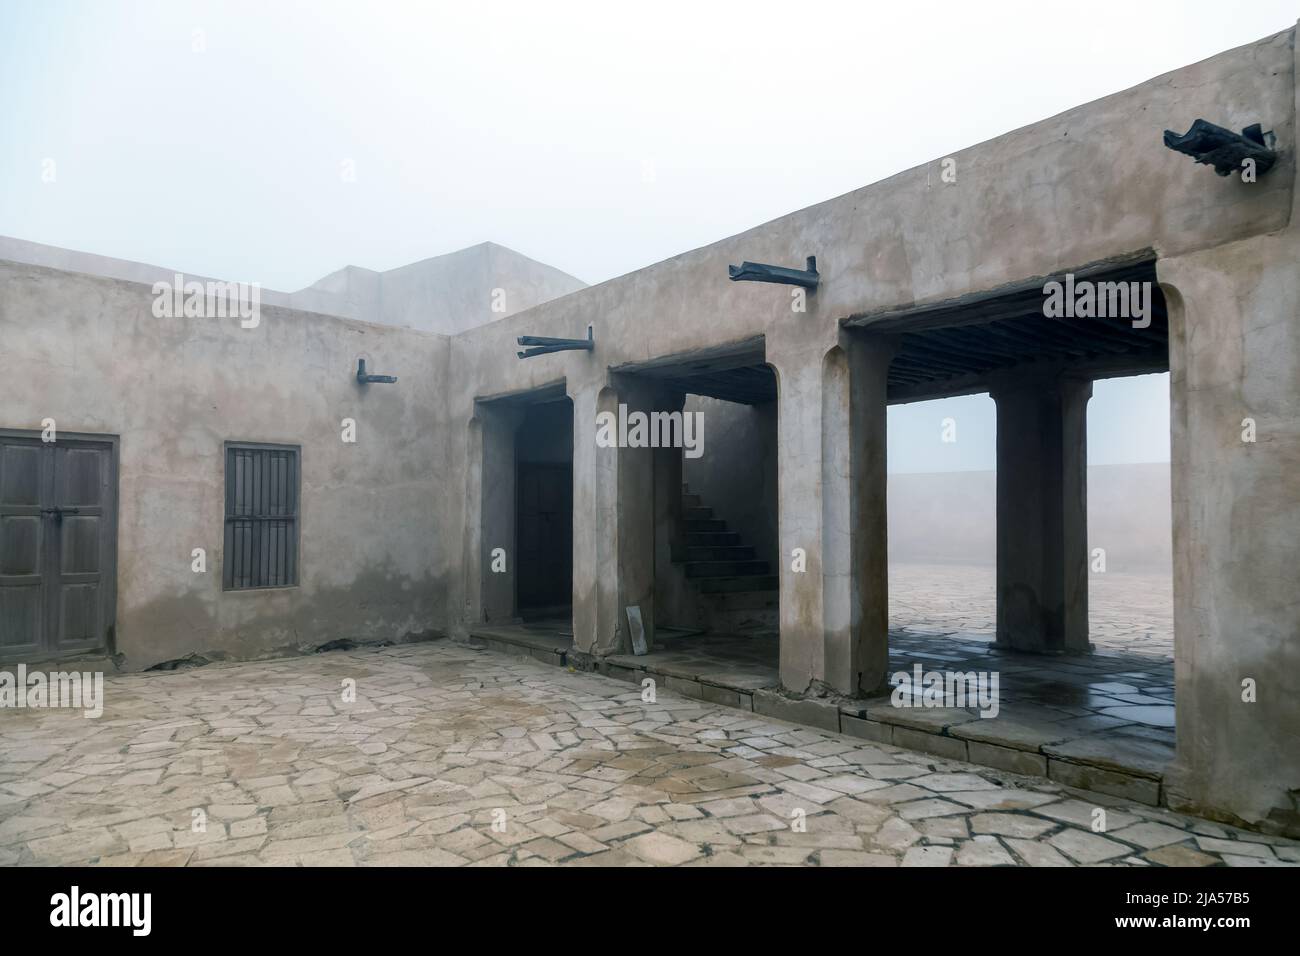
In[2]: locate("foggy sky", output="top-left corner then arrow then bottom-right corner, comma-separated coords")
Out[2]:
3,0 -> 1286,469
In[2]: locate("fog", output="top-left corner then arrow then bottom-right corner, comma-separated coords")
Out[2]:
4,1 -> 1284,467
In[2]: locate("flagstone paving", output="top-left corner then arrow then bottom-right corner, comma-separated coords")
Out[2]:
1,641 -> 1294,867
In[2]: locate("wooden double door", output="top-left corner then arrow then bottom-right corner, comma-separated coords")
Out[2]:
0,432 -> 117,661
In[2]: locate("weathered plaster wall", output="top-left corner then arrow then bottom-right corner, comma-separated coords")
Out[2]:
0,260 -> 450,669
1159,224 -> 1300,833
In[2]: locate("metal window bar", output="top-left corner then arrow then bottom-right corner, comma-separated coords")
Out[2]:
224,446 -> 298,589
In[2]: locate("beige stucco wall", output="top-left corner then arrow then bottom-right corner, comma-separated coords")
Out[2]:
0,260 -> 451,669
1159,222 -> 1300,832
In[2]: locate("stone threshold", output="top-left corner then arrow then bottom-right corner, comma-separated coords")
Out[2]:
468,624 -> 574,666
464,626 -> 1170,809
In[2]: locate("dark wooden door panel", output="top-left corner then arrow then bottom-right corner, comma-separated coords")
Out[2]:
0,438 -> 46,654
58,448 -> 105,506
61,515 -> 101,573
1,515 -> 41,574
0,433 -> 116,660
0,587 -> 43,652
59,583 -> 101,646
1,442 -> 42,506
51,442 -> 112,652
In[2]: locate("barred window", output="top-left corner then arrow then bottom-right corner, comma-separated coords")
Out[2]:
223,443 -> 299,590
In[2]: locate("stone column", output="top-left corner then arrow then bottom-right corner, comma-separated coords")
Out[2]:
569,383 -> 614,654
991,373 -> 1092,654
459,415 -> 485,631
770,333 -> 892,696
569,378 -> 658,656
769,340 -> 829,693
846,335 -> 894,696
473,403 -> 523,624
1158,227 -> 1300,834
613,376 -> 658,652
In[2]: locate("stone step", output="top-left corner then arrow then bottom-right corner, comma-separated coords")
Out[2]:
684,506 -> 713,520
681,493 -> 702,508
686,531 -> 740,547
686,518 -> 727,533
686,545 -> 756,562
696,574 -> 779,594
686,560 -> 769,579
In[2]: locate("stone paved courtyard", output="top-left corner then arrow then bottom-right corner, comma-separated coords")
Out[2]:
2,640 -> 1295,867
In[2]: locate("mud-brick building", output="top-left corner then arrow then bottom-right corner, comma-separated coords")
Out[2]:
2,27 -> 1297,836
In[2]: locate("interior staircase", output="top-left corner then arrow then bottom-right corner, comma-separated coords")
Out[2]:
678,483 -> 778,632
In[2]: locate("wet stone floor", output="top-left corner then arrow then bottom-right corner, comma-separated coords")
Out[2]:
608,566 -> 1177,764
2,641 -> 1296,867
891,565 -> 1176,752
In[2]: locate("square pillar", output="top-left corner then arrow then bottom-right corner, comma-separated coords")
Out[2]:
991,374 -> 1091,654
613,378 -> 658,652
846,336 -> 893,695
772,344 -> 827,693
771,334 -> 893,696
1159,226 -> 1300,834
570,384 -> 614,654
463,403 -> 523,625
569,379 -> 657,655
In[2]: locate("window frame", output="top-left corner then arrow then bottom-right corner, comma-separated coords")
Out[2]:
222,440 -> 301,592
